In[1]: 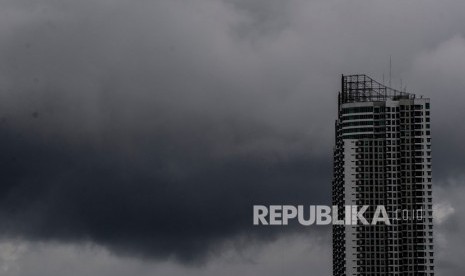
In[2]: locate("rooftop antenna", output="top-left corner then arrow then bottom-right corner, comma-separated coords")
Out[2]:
389,55 -> 392,88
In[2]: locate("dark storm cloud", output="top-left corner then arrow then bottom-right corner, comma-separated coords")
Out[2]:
0,123 -> 330,262
0,0 -> 332,263
1,0 -> 465,268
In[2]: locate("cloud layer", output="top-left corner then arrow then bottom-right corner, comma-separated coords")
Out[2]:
0,0 -> 465,273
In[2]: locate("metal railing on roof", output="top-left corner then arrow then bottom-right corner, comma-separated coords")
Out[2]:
341,74 -> 415,103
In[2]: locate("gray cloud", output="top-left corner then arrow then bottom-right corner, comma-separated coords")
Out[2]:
409,35 -> 465,178
0,0 -> 333,263
0,232 -> 330,276
0,0 -> 464,272
433,179 -> 465,276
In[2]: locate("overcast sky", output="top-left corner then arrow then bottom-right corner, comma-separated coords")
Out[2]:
1,0 -> 465,275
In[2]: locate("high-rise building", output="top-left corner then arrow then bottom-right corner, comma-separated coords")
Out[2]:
332,75 -> 434,276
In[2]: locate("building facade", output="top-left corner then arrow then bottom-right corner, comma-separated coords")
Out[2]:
332,75 -> 434,276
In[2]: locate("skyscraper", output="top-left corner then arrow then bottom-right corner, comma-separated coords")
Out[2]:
332,75 -> 434,276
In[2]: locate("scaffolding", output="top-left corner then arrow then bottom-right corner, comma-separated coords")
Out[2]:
341,74 -> 415,104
